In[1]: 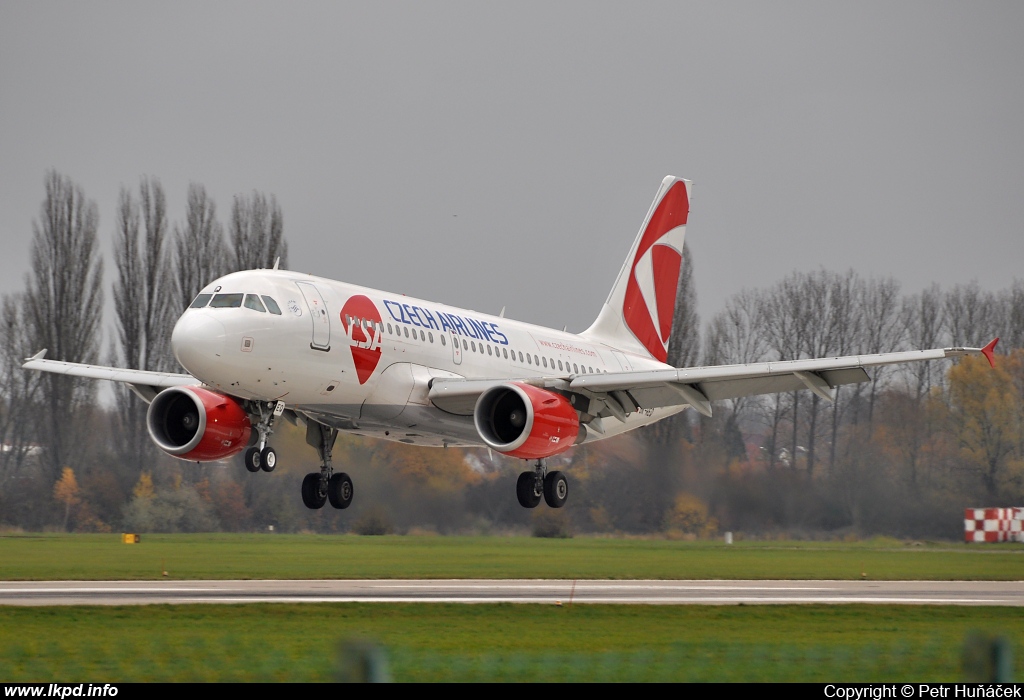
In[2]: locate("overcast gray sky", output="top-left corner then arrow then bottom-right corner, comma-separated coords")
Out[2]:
2,1 -> 1022,343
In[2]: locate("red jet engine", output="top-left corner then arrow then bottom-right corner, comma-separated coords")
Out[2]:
147,386 -> 252,461
473,382 -> 580,460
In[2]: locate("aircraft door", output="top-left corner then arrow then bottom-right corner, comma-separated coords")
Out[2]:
450,332 -> 462,365
295,281 -> 331,351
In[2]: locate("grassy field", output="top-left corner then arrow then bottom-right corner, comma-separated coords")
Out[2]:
0,533 -> 1021,580
1,603 -> 1021,681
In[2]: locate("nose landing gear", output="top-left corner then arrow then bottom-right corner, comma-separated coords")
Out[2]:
244,401 -> 283,473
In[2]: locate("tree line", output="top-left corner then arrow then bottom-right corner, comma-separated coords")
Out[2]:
0,171 -> 287,530
0,172 -> 1021,538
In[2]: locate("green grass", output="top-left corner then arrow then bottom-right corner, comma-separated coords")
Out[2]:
1,603 -> 1020,681
0,533 -> 1021,580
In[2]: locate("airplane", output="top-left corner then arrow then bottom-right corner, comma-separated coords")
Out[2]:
23,176 -> 999,511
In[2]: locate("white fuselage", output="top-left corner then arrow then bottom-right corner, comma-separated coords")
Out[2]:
171,270 -> 683,448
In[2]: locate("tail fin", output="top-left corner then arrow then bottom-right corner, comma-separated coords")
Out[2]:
581,176 -> 692,363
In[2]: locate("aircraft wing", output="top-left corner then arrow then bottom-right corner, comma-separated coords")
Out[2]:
429,340 -> 998,420
22,350 -> 200,403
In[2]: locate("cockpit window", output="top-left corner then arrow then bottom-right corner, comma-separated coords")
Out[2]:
261,296 -> 282,315
244,294 -> 267,313
209,293 -> 244,308
189,293 -> 213,309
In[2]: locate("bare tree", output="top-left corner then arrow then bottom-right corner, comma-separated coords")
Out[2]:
1005,280 -> 1024,352
229,191 -> 287,272
115,178 -> 174,372
945,281 -> 999,348
901,284 -> 945,401
760,272 -> 811,471
24,171 -> 104,482
703,288 -> 768,460
112,178 -> 176,472
173,183 -> 226,312
821,270 -> 862,472
857,276 -> 903,426
0,294 -> 41,477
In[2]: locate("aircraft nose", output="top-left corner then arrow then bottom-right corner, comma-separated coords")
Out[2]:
171,312 -> 227,377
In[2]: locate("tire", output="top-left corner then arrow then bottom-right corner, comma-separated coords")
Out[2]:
243,446 -> 261,473
516,471 -> 542,509
328,472 -> 354,509
260,446 -> 277,473
301,473 -> 326,509
543,471 -> 568,508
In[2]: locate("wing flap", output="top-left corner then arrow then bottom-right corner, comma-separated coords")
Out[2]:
571,346 -> 982,397
428,344 -> 990,418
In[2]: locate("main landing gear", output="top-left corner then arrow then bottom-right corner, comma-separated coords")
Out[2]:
301,421 -> 354,510
516,460 -> 568,509
244,401 -> 283,473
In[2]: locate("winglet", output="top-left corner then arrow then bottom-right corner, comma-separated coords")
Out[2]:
25,349 -> 47,362
981,338 -> 999,368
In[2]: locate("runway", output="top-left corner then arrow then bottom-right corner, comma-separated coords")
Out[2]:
0,579 -> 1021,606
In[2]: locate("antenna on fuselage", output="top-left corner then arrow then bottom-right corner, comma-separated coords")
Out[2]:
499,306 -> 506,318
272,257 -> 280,270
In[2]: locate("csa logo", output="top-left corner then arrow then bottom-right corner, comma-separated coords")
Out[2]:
623,180 -> 689,363
341,295 -> 383,385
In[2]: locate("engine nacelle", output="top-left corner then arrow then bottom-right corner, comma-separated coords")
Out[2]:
473,382 -> 580,459
147,386 -> 252,461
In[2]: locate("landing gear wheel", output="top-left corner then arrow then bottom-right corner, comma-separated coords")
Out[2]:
328,472 -> 354,509
301,473 -> 327,509
543,471 -> 568,508
516,471 -> 542,509
259,446 -> 277,472
243,446 -> 261,473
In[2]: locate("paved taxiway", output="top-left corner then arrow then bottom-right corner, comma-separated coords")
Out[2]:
0,579 -> 1021,606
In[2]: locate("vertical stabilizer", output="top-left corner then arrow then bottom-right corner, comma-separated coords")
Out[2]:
581,176 -> 691,363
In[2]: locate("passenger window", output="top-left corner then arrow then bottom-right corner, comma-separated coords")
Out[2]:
387,323 -> 393,334
558,360 -> 563,371
502,348 -> 508,359
261,296 -> 282,315
526,354 -> 532,365
210,293 -> 243,308
487,345 -> 492,356
542,357 -> 548,368
441,335 -> 446,346
420,330 -> 426,341
244,294 -> 267,312
573,364 -> 579,373
463,339 -> 468,350
189,293 -> 213,309
404,327 -> 409,338
534,355 -> 539,365
471,341 -> 477,352
428,332 -> 434,343
518,351 -> 524,362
